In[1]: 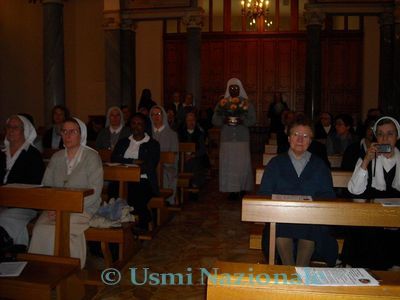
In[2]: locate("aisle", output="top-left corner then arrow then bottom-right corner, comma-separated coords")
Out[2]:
94,175 -> 264,299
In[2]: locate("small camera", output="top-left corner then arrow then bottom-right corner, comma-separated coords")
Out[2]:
376,144 -> 392,153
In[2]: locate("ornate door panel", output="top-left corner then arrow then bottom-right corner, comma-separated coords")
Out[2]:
164,40 -> 186,104
164,34 -> 362,123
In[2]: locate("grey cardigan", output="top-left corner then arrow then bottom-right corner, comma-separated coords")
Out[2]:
42,147 -> 103,215
95,126 -> 131,150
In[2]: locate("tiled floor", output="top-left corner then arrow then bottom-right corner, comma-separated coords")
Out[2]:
94,174 -> 264,299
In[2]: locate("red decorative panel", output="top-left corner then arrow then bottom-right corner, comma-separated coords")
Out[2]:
345,40 -> 362,90
164,32 -> 362,123
276,40 -> 292,91
226,41 -> 243,80
244,40 -> 258,93
262,41 -> 275,92
328,41 -> 346,89
295,40 -> 306,91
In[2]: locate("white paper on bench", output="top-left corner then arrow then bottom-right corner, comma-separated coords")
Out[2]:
0,261 -> 27,277
374,198 -> 400,207
271,194 -> 312,201
105,162 -> 121,166
295,267 -> 379,286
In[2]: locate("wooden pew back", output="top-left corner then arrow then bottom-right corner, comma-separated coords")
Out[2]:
0,186 -> 91,257
242,195 -> 400,264
98,149 -> 112,162
256,168 -> 352,188
103,164 -> 140,198
178,142 -> 196,172
207,261 -> 400,300
158,151 -> 177,187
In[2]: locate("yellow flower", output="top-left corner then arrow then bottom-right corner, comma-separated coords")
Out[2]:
231,97 -> 240,104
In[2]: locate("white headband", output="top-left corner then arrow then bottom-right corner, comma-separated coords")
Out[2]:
373,116 -> 400,140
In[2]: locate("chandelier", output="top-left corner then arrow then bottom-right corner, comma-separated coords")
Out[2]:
241,0 -> 272,27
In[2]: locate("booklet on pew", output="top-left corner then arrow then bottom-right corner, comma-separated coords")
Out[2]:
272,194 -> 312,201
373,198 -> 400,207
0,261 -> 27,277
295,267 -> 380,286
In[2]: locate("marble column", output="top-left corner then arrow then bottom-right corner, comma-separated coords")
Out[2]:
104,16 -> 122,108
43,0 -> 65,126
393,2 -> 400,119
304,10 -> 325,122
183,15 -> 202,109
379,12 -> 395,117
121,20 -> 136,110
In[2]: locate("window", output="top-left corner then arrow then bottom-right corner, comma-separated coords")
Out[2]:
212,0 -> 224,31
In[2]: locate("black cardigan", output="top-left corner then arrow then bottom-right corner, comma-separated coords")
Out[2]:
111,136 -> 160,196
0,145 -> 45,185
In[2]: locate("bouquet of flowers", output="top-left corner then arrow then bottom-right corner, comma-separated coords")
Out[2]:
216,97 -> 249,118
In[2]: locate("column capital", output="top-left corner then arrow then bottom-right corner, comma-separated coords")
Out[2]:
103,11 -> 121,30
394,1 -> 400,24
379,11 -> 394,26
303,10 -> 325,27
182,13 -> 203,29
121,19 -> 137,31
29,0 -> 65,4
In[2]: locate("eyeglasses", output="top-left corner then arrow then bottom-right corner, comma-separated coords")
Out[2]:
60,129 -> 80,136
151,112 -> 162,117
376,131 -> 397,139
6,125 -> 23,130
291,132 -> 311,139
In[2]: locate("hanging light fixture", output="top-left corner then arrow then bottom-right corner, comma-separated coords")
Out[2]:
241,0 -> 272,27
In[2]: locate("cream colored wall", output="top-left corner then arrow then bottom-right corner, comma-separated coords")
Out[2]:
0,1 -> 381,128
362,16 -> 380,119
0,1 -> 43,126
64,0 -> 105,123
135,20 -> 164,107
0,0 -> 105,128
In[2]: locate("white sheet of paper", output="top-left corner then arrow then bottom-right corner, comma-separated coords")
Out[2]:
272,194 -> 312,201
295,267 -> 380,286
374,198 -> 400,207
0,261 -> 27,277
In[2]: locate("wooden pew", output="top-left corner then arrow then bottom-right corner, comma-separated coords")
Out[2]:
263,153 -> 276,166
256,168 -> 352,188
328,155 -> 343,168
331,170 -> 352,188
98,149 -> 112,162
242,195 -> 400,265
177,142 -> 199,205
84,164 -> 140,267
252,169 -> 352,252
208,128 -> 220,172
207,261 -> 400,300
143,151 -> 177,240
0,185 -> 92,299
42,148 -> 59,160
264,144 -> 277,154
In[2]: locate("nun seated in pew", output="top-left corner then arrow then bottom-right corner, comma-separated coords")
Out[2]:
259,118 -> 338,267
29,117 -> 103,268
343,116 -> 400,270
0,115 -> 45,251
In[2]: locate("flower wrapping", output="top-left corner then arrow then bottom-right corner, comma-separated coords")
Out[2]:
216,97 -> 249,117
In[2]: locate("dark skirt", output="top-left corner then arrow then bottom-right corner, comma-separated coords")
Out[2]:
262,223 -> 338,266
341,227 -> 400,270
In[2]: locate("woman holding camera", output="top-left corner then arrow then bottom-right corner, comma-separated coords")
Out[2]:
343,116 -> 400,270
